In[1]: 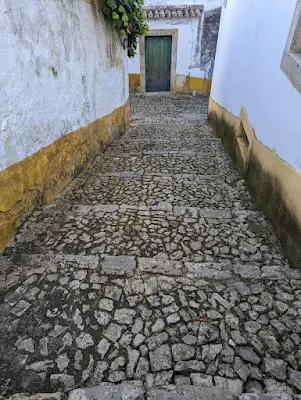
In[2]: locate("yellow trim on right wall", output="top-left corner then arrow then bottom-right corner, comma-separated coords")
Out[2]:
208,96 -> 301,268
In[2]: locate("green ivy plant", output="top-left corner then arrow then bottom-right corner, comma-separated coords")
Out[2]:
103,0 -> 148,58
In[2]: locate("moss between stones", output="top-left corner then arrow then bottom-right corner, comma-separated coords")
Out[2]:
209,106 -> 301,268
246,154 -> 301,268
208,110 -> 237,164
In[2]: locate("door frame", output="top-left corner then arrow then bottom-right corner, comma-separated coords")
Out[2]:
139,29 -> 178,93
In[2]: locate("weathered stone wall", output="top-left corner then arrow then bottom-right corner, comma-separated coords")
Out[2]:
200,7 -> 222,78
0,0 -> 130,251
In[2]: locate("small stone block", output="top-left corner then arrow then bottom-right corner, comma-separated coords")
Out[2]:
101,255 -> 136,276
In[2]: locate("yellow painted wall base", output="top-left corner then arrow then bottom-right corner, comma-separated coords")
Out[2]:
129,74 -> 141,93
0,100 -> 130,252
177,75 -> 212,95
128,74 -> 211,96
208,96 -> 301,268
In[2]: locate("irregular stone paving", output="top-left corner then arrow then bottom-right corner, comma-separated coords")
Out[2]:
0,94 -> 300,400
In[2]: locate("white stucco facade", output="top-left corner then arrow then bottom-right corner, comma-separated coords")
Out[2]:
211,0 -> 301,172
128,17 -> 203,77
128,0 -> 222,87
0,0 -> 128,172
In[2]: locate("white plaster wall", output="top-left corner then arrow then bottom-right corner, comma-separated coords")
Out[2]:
0,0 -> 128,172
128,18 -> 203,77
211,0 -> 301,172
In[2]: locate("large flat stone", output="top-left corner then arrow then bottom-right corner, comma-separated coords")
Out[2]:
68,382 -> 145,400
149,344 -> 172,372
138,258 -> 183,276
185,262 -> 233,279
5,394 -> 62,400
101,255 -> 136,276
147,385 -> 234,400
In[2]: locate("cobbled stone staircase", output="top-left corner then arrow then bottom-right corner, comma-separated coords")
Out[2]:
0,95 -> 300,400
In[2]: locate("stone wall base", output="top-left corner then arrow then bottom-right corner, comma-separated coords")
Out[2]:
208,97 -> 301,268
0,100 -> 130,252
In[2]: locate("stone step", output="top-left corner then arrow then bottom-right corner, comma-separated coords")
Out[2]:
130,92 -> 209,123
131,114 -> 208,123
1,252 -> 300,395
5,204 -> 286,266
105,139 -> 223,154
6,253 -> 299,284
67,383 -> 235,400
123,121 -> 214,141
56,170 -> 256,211
77,171 -> 237,180
113,137 -> 219,143
92,153 -> 234,176
4,387 -> 300,400
102,151 -> 224,158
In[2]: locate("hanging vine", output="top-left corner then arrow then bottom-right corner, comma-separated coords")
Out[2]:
103,0 -> 148,58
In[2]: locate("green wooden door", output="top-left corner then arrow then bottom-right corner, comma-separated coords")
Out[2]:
145,36 -> 172,92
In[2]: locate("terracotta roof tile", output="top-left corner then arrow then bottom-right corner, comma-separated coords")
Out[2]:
143,5 -> 204,19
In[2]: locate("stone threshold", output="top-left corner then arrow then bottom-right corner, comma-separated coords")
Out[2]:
3,383 -> 299,400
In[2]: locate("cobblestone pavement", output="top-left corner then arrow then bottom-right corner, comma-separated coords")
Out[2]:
0,94 -> 301,399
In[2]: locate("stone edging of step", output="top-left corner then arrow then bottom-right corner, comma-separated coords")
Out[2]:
2,383 -> 300,400
8,253 -> 301,282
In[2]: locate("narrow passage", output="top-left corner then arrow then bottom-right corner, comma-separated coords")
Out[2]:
0,95 -> 300,399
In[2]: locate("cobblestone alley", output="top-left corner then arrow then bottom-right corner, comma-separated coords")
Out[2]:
0,95 -> 300,399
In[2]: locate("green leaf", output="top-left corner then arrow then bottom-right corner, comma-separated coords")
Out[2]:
104,0 -> 148,58
118,5 -> 126,13
107,0 -> 117,9
103,6 -> 111,18
114,18 -> 123,28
